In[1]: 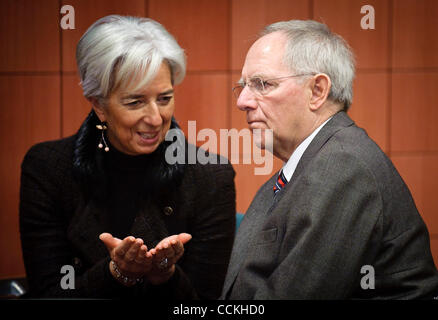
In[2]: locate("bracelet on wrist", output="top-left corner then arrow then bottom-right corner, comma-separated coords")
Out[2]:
110,260 -> 143,286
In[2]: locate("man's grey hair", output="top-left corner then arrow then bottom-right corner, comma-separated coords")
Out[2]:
261,20 -> 355,110
76,15 -> 186,104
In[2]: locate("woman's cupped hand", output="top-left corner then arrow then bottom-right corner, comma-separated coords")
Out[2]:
99,232 -> 192,285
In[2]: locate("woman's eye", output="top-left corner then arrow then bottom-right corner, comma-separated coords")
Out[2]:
125,100 -> 142,107
157,96 -> 173,105
125,100 -> 143,108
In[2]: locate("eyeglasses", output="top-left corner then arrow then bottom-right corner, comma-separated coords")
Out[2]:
232,73 -> 315,99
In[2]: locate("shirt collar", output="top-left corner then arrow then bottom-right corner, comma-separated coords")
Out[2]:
282,117 -> 333,182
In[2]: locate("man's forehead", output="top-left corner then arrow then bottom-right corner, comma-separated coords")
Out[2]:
242,32 -> 287,78
252,32 -> 286,53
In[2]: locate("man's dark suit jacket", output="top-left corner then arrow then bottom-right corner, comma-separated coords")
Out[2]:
222,111 -> 438,299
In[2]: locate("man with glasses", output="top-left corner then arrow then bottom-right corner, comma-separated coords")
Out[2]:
221,20 -> 438,299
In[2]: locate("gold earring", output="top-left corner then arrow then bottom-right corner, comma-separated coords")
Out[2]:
96,123 -> 109,152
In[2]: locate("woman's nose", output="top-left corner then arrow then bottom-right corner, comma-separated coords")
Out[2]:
142,103 -> 163,127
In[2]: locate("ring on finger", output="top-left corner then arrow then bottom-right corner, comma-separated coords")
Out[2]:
158,257 -> 169,270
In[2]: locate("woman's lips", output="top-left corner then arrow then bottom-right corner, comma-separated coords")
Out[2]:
137,131 -> 160,144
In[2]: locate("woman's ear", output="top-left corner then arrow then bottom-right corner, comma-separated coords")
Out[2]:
309,73 -> 331,111
89,97 -> 106,122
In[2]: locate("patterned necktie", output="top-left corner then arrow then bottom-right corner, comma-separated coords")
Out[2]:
273,170 -> 288,196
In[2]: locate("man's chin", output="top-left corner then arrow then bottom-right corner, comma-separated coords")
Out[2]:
252,128 -> 274,153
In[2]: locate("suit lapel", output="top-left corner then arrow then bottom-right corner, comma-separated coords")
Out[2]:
222,173 -> 278,297
291,111 -> 354,186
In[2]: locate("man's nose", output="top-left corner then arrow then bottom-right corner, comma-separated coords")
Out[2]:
236,86 -> 258,111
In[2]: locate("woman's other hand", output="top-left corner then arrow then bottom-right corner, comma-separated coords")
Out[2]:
99,233 -> 152,285
147,233 -> 192,285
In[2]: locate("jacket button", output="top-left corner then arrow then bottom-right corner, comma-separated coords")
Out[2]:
73,257 -> 82,268
163,206 -> 173,216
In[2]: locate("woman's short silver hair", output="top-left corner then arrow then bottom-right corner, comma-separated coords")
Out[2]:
76,15 -> 186,103
261,20 -> 355,110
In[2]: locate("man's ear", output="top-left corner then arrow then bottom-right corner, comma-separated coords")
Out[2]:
89,97 -> 106,122
309,73 -> 331,111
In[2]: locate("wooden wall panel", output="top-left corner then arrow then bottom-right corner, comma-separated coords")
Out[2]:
61,0 -> 146,72
391,155 -> 438,235
0,0 -> 60,72
391,73 -> 438,152
174,73 -> 229,150
149,0 -> 230,71
393,0 -> 438,68
349,72 -> 388,152
314,0 -> 390,70
62,74 -> 92,137
231,0 -> 310,71
0,76 -> 61,278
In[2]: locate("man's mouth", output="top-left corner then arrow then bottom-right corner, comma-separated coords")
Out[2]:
248,121 -> 265,128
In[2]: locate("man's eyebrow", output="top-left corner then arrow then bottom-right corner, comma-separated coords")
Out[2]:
251,73 -> 272,79
241,74 -> 270,82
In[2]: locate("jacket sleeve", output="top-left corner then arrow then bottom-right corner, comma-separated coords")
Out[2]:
19,143 -> 132,298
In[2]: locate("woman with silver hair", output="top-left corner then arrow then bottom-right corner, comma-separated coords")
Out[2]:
19,15 -> 236,299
